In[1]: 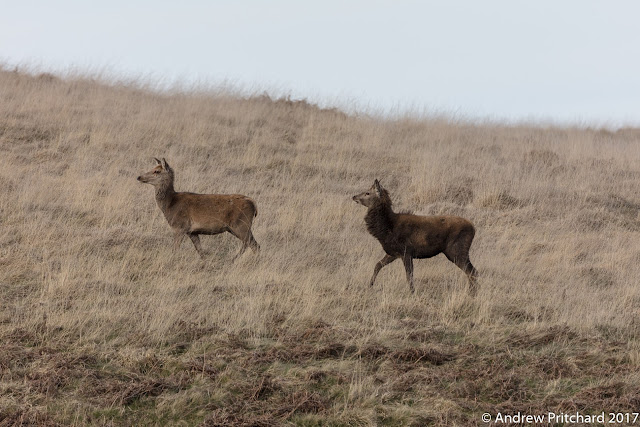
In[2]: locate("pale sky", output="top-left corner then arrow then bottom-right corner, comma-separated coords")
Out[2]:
2,1 -> 639,126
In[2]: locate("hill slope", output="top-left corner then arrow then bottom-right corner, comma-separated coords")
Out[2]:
1,69 -> 640,425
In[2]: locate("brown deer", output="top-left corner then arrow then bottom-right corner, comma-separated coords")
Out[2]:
352,180 -> 478,294
137,158 -> 259,260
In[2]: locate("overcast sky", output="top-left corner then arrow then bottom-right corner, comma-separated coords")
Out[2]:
2,1 -> 639,126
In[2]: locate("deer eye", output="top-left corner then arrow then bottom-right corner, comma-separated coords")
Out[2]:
365,192 -> 370,196
153,170 -> 160,174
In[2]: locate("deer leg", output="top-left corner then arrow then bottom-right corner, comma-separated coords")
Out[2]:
402,255 -> 415,294
246,231 -> 260,254
446,253 -> 479,296
225,228 -> 245,262
459,259 -> 479,296
445,233 -> 478,295
188,234 -> 206,260
231,242 -> 248,262
369,254 -> 396,288
229,226 -> 259,261
172,231 -> 185,252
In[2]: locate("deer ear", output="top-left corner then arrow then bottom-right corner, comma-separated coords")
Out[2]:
161,158 -> 171,171
153,157 -> 161,164
374,179 -> 382,195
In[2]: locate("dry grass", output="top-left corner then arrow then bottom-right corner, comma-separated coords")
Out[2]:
1,67 -> 640,425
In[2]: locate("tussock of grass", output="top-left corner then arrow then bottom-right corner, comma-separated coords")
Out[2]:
477,191 -> 524,210
1,67 -> 640,424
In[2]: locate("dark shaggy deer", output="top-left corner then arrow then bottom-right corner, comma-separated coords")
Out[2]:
352,180 -> 478,294
137,158 -> 259,260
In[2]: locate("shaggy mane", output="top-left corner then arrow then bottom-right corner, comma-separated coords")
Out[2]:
364,188 -> 395,242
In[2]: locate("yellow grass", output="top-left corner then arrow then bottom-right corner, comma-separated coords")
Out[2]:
2,67 -> 640,425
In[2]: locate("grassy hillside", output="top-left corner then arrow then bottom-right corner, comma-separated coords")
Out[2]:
1,68 -> 640,425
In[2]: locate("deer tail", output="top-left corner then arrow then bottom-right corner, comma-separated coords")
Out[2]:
247,197 -> 258,218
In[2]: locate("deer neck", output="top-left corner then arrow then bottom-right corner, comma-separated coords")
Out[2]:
365,201 -> 396,243
154,181 -> 176,213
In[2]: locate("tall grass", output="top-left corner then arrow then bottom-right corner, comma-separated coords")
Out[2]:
1,68 -> 639,424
